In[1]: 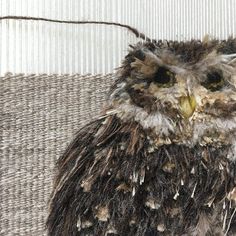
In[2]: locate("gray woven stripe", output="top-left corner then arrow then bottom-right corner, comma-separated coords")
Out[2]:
0,73 -> 114,236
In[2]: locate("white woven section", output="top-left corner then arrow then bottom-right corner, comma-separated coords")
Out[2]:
0,0 -> 236,75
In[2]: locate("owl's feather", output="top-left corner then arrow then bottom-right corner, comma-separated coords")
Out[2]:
47,115 -> 236,235
47,38 -> 236,235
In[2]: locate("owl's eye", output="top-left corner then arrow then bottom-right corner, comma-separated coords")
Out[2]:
133,49 -> 146,61
201,71 -> 225,91
153,67 -> 176,86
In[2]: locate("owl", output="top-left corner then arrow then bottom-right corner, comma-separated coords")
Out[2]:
47,38 -> 236,236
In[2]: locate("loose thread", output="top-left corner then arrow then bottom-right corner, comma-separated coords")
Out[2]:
0,15 -> 153,42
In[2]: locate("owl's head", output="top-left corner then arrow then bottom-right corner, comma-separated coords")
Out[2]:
109,39 -> 236,156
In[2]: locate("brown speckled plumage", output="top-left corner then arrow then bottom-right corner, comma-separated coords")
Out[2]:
47,38 -> 236,235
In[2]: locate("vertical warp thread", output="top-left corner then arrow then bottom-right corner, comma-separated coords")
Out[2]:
0,0 -> 236,74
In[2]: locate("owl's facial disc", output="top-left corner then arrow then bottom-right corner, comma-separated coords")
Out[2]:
110,42 -> 236,149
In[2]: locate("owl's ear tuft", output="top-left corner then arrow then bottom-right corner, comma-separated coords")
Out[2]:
130,50 -> 160,77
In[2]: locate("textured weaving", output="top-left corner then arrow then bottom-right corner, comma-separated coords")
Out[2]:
0,73 -> 114,236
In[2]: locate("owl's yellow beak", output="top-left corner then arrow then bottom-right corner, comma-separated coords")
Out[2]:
179,95 -> 196,119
